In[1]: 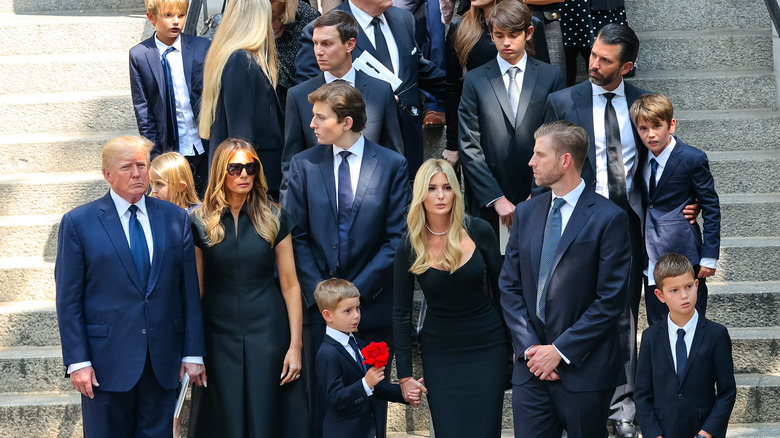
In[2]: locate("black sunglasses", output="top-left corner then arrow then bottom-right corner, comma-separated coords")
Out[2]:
226,160 -> 260,177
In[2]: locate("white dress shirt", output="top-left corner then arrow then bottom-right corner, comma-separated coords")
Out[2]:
325,326 -> 373,395
668,310 -> 699,371
333,135 -> 365,208
324,66 -> 357,86
496,51 -> 528,96
154,33 -> 204,156
349,0 -> 400,74
591,81 -> 637,200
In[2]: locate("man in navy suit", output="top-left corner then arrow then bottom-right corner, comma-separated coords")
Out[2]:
295,0 -> 445,177
500,121 -> 631,438
55,136 -> 206,436
281,11 -> 403,189
281,82 -> 408,438
130,0 -> 210,195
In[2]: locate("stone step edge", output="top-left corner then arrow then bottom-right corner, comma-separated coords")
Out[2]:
0,172 -> 104,184
0,130 -> 137,144
630,67 -> 774,80
0,51 -> 128,63
0,300 -> 55,315
0,11 -> 145,23
0,256 -> 53,269
0,214 -> 62,226
708,281 -> 780,294
0,89 -> 129,104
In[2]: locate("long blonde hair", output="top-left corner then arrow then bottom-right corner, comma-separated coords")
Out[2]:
199,0 -> 279,139
149,152 -> 200,209
193,138 -> 280,246
407,159 -> 466,274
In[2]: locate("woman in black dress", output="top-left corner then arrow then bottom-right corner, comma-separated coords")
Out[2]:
188,139 -> 307,437
393,159 -> 509,437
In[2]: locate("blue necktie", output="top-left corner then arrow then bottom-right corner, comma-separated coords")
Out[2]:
161,46 -> 179,148
537,197 -> 565,323
337,151 -> 353,272
129,205 -> 150,288
676,328 -> 687,381
649,158 -> 658,198
349,335 -> 368,372
370,17 -> 394,73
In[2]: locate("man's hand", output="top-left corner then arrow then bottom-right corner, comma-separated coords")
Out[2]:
698,267 -> 716,278
70,366 -> 99,398
526,345 -> 562,381
682,202 -> 701,224
441,150 -> 460,168
399,377 -> 427,408
181,362 -> 206,387
493,197 -> 516,228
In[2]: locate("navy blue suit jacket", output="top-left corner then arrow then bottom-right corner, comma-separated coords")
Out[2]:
281,140 -> 408,328
635,317 -> 736,438
317,335 -> 405,438
499,188 -> 630,392
129,34 -> 210,157
55,193 -> 205,392
642,136 -> 720,267
281,71 -> 403,185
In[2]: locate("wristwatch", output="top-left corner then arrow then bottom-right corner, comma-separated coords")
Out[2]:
695,434 -> 708,438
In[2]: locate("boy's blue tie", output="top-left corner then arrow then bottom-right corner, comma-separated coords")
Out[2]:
129,205 -> 150,289
348,335 -> 367,373
537,197 -> 565,323
649,158 -> 658,198
676,328 -> 687,381
337,151 -> 353,272
161,46 -> 179,147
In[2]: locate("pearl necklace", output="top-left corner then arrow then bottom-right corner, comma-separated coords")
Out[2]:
426,224 -> 449,236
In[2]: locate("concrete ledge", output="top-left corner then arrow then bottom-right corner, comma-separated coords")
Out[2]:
0,346 -> 69,393
0,52 -> 129,95
709,151 -> 780,195
1,0 -> 143,14
716,237 -> 780,282
675,109 -> 780,152
0,131 -> 129,174
0,392 -> 81,438
0,301 -> 59,347
729,327 -> 780,374
720,193 -> 780,237
626,0 -> 771,32
0,258 -> 55,302
708,282 -> 780,328
0,215 -> 60,258
733,374 -> 780,423
0,173 -> 107,217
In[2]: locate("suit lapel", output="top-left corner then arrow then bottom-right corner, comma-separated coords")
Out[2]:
574,83 -> 597,177
551,189 -> 595,274
530,194 -> 552,286
143,38 -> 166,103
146,199 -> 165,298
680,316 -> 708,385
97,193 -> 145,294
383,8 -> 410,77
652,140 -> 682,200
326,335 -> 365,374
355,71 -> 371,102
659,320 -> 677,376
514,58 -> 538,130
349,143 -> 378,228
317,147 -> 339,221
486,61 -> 515,126
181,35 -> 193,89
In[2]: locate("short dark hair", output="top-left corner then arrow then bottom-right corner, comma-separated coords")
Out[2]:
312,10 -> 358,43
308,82 -> 367,132
654,253 -> 695,290
534,121 -> 589,170
595,23 -> 639,65
487,0 -> 533,34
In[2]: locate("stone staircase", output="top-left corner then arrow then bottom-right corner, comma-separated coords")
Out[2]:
0,0 -> 779,436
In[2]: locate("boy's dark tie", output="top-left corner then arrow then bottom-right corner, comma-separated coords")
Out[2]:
370,17 -> 393,73
337,151 -> 353,272
129,205 -> 150,289
603,92 -> 628,211
537,197 -> 565,323
161,46 -> 179,148
649,158 -> 658,198
676,328 -> 687,381
348,335 -> 367,372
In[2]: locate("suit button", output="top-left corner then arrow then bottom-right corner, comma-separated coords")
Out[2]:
145,298 -> 149,304
328,270 -> 334,276
142,329 -> 147,335
332,244 -> 337,249
677,394 -> 683,400
649,204 -> 654,209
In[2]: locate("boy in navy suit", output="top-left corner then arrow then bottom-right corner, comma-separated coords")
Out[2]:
635,253 -> 736,438
313,279 -> 421,438
629,94 -> 721,326
130,0 -> 210,196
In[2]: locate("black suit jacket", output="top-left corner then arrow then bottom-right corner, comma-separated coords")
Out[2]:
499,188 -> 630,392
281,71 -> 403,184
459,56 -> 565,209
130,34 -> 210,157
635,317 -> 736,438
280,140 -> 408,328
317,334 -> 405,438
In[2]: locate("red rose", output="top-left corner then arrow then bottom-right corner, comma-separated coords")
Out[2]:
361,341 -> 389,368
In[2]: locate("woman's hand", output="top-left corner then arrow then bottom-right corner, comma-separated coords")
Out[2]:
280,345 -> 302,385
399,377 -> 427,408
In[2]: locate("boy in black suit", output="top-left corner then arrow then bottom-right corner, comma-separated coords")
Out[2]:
635,253 -> 736,438
130,0 -> 210,196
629,94 -> 721,326
313,279 -> 420,438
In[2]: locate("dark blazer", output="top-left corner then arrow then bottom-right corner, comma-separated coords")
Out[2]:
55,193 -> 205,392
459,56 -> 565,209
129,34 -> 210,157
642,136 -> 720,267
635,317 -> 736,438
499,188 -> 630,392
543,80 -> 650,222
295,2 -> 445,175
281,140 -> 408,328
317,334 -> 405,438
281,71 -> 403,183
208,49 -> 285,193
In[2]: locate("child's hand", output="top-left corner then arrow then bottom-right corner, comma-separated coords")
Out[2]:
364,366 -> 385,388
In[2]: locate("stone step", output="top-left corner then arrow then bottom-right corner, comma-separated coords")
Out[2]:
625,0 -> 771,32
637,28 -> 773,72
715,237 -> 780,282
0,346 -> 68,393
708,151 -> 780,195
707,282 -> 780,328
733,374 -> 780,423
0,131 -> 128,174
675,109 -> 780,152
0,257 -> 55,302
720,193 -> 780,238
389,424 -> 780,437
0,91 -> 135,136
0,392 -> 81,438
627,69 -> 777,111
0,52 -> 129,95
729,327 -> 780,374
0,172 -> 107,217
0,215 -> 60,259
0,13 -> 150,56
0,0 -> 143,14
0,301 -> 59,347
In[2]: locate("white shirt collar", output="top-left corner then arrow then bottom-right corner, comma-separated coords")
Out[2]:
325,326 -> 353,347
496,51 -> 528,76
153,33 -> 182,55
551,179 -> 586,208
109,189 -> 148,218
324,67 -> 357,86
332,134 -> 365,159
649,136 -> 677,168
668,309 -> 699,336
349,0 -> 385,32
592,79 -> 626,98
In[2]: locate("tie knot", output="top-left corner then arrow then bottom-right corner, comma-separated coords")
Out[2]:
163,46 -> 175,58
677,328 -> 686,339
129,205 -> 139,217
603,92 -> 616,103
370,17 -> 382,28
551,197 -> 565,211
507,66 -> 519,80
339,150 -> 352,160
650,158 -> 658,171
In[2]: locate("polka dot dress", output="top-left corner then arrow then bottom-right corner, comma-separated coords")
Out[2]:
560,0 -> 627,48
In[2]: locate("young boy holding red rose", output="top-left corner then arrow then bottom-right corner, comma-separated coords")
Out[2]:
313,279 -> 419,438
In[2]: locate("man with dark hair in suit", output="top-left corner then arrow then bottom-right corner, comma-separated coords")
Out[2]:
500,121 -> 631,438
55,136 -> 206,436
295,0 -> 445,177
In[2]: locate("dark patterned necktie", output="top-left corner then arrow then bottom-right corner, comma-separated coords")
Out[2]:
537,197 -> 565,323
603,92 -> 628,211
